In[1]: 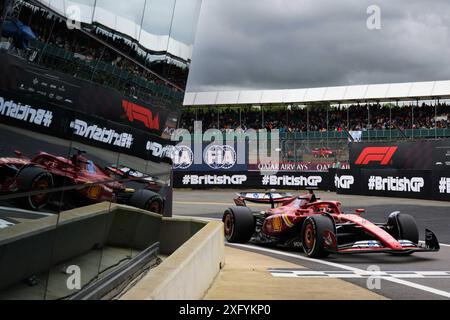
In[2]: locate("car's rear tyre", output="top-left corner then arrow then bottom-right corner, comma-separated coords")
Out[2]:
17,166 -> 54,211
223,206 -> 254,243
129,189 -> 164,215
301,215 -> 335,258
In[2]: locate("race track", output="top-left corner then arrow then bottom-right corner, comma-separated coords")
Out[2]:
174,189 -> 450,300
1,123 -> 449,300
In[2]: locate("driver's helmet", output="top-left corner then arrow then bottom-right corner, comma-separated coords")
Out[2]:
71,153 -> 88,166
292,196 -> 309,209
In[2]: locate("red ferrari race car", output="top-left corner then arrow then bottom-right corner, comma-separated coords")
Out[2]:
312,148 -> 335,158
223,190 -> 440,258
0,148 -> 165,214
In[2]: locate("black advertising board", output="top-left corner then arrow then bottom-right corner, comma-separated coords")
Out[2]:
0,53 -> 171,136
350,140 -> 450,171
173,171 -> 334,190
0,53 -> 84,109
432,170 -> 450,201
360,169 -> 432,199
335,168 -> 450,200
333,169 -> 363,195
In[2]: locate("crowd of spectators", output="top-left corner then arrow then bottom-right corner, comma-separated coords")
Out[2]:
179,103 -> 450,133
8,3 -> 450,136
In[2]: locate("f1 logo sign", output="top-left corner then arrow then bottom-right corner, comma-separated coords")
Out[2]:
122,100 -> 159,130
355,147 -> 398,165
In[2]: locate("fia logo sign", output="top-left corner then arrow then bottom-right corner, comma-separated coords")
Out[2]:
172,146 -> 194,170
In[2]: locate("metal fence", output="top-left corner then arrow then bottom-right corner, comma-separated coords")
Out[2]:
280,128 -> 450,163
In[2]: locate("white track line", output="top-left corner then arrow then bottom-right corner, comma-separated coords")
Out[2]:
228,243 -> 450,299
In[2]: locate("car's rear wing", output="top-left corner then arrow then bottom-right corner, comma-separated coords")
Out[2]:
234,192 -> 294,208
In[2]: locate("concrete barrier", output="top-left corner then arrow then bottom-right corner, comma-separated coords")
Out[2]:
0,203 -> 161,291
121,218 -> 225,300
0,203 -> 225,300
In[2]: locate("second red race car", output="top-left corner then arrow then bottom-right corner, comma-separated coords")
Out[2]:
223,190 -> 440,258
0,148 -> 166,214
312,148 -> 335,158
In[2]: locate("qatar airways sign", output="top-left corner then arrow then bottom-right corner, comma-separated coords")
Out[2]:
253,162 -> 350,172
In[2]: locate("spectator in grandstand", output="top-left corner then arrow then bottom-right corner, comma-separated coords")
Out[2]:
180,102 -> 450,133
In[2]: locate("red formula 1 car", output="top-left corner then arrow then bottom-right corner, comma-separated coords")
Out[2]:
223,191 -> 440,258
0,148 -> 165,214
312,148 -> 335,158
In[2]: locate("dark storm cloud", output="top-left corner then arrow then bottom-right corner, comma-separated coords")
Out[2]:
187,0 -> 450,92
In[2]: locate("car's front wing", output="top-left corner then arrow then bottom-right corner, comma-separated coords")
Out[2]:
329,229 -> 440,254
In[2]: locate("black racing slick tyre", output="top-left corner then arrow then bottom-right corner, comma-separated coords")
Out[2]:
17,166 -> 54,211
223,206 -> 255,243
387,212 -> 419,244
129,189 -> 164,215
301,215 -> 335,258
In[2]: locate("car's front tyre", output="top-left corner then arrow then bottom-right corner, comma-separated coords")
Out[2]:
301,215 -> 335,258
387,212 -> 419,255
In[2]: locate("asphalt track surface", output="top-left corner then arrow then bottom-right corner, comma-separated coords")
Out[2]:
1,124 -> 450,299
174,190 -> 450,300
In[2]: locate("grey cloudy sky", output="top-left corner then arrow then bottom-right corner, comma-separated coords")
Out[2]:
186,0 -> 450,92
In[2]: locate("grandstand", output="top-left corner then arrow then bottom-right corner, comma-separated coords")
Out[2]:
1,0 -> 201,115
182,83 -> 450,163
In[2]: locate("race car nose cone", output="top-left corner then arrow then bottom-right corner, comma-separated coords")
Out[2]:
390,241 -> 403,250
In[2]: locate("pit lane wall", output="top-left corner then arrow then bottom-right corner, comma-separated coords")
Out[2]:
122,219 -> 224,300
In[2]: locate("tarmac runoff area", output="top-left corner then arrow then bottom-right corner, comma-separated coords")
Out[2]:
174,189 -> 450,300
203,246 -> 385,300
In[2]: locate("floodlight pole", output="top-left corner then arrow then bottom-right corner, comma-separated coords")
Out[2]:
286,106 -> 288,130
261,105 -> 264,129
435,98 -> 439,139
411,100 -> 416,140
239,108 -> 241,128
367,102 -> 370,142
390,101 -> 395,141
326,104 -> 329,147
306,104 -> 310,143
346,103 -> 349,130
